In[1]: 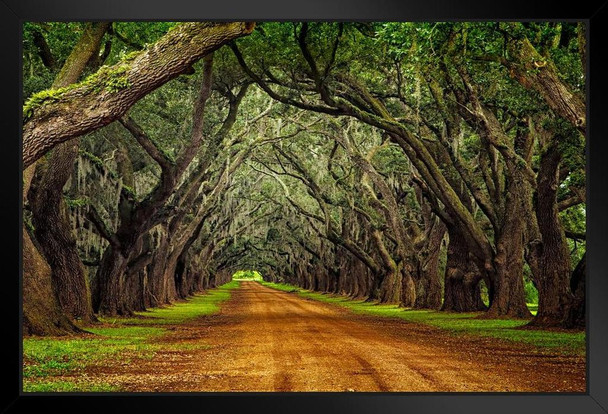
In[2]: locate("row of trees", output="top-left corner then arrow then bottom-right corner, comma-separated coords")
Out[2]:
23,22 -> 256,333
22,21 -> 586,335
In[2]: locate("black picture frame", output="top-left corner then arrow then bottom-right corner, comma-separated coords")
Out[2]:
2,1 -> 607,413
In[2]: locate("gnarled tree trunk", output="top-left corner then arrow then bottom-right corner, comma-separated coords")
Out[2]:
486,176 -> 531,319
94,246 -> 129,315
413,218 -> 446,310
31,144 -> 95,322
529,142 -> 577,327
23,230 -> 78,335
442,226 -> 487,312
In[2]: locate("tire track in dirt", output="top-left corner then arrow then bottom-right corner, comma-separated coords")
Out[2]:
269,286 -> 478,390
273,285 -> 500,391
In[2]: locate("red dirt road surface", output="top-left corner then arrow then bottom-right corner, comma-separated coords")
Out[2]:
94,281 -> 586,392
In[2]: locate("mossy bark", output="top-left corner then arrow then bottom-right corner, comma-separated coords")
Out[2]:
23,22 -> 255,169
505,33 -> 586,133
528,143 -> 579,328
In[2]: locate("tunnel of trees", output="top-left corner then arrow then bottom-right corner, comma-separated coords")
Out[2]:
22,21 -> 586,336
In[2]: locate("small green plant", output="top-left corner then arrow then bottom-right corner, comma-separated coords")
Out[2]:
23,87 -> 72,120
105,74 -> 131,93
65,197 -> 90,208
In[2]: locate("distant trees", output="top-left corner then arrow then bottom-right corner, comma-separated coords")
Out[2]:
233,270 -> 262,280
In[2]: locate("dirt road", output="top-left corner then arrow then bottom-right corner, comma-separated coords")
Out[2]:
98,281 -> 585,392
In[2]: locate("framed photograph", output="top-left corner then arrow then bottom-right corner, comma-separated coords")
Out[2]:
3,0 -> 607,413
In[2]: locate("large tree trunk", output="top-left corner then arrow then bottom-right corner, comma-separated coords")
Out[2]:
488,247 -> 530,318
328,264 -> 339,294
163,256 -> 179,303
363,228 -> 403,304
23,230 -> 78,335
529,143 -> 577,327
23,22 -> 255,168
120,237 -> 152,312
124,268 -> 147,312
486,177 -> 531,318
372,229 -> 402,304
31,145 -> 95,322
413,219 -> 446,309
400,270 -> 416,308
442,226 -> 487,312
174,258 -> 186,299
94,246 -> 130,316
146,229 -> 171,307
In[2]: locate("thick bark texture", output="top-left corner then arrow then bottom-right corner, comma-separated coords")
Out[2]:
413,219 -> 446,309
529,143 -> 576,327
486,175 -> 532,319
371,229 -> 402,304
23,22 -> 255,168
23,230 -> 78,335
146,229 -> 172,307
31,143 -> 95,321
94,246 -> 129,315
441,227 -> 487,312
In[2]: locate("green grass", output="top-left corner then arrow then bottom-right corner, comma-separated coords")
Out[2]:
260,281 -> 585,356
527,303 -> 538,315
106,280 -> 240,326
23,281 -> 239,392
24,380 -> 120,393
23,327 -> 164,379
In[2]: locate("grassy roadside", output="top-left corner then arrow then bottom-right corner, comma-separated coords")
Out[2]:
260,281 -> 585,356
22,280 -> 240,392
